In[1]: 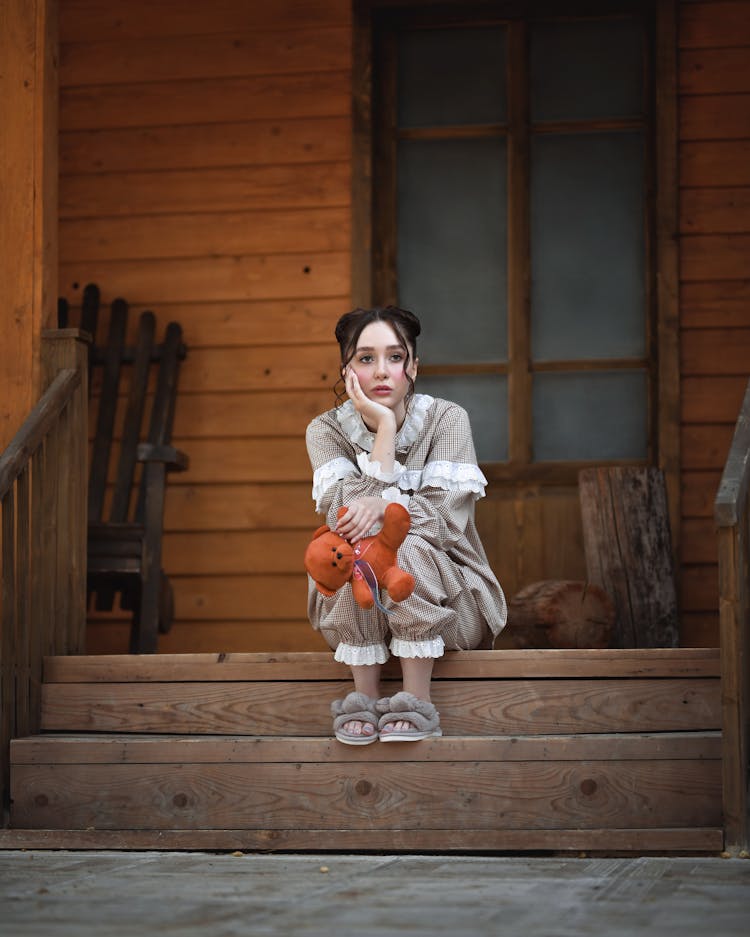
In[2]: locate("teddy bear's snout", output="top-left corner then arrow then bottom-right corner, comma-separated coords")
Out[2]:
331,546 -> 344,566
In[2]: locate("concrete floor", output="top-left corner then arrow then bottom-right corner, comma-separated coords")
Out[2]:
0,852 -> 748,937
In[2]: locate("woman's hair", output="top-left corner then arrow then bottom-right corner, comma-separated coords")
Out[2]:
333,305 -> 421,409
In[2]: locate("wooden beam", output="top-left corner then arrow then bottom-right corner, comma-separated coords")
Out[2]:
0,0 -> 58,450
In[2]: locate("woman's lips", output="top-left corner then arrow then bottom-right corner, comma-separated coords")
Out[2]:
372,386 -> 392,395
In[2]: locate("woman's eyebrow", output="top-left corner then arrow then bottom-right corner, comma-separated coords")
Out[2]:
355,344 -> 405,352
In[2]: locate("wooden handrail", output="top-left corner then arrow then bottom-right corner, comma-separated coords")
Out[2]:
714,376 -> 750,853
715,379 -> 750,528
0,331 -> 88,827
0,369 -> 80,497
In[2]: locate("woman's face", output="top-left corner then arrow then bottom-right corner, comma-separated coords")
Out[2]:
345,320 -> 418,421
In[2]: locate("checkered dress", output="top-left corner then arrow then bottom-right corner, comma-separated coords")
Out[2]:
305,395 -> 507,663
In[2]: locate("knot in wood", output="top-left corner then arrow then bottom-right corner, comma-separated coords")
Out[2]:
35,793 -> 49,807
172,792 -> 189,808
355,779 -> 372,796
580,778 -> 598,797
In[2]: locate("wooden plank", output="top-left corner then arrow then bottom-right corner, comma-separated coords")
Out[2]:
96,390 -> 334,440
167,346 -> 340,394
40,678 -> 722,736
172,575 -> 309,621
69,297 -> 342,352
579,468 -> 678,648
680,235 -> 750,282
681,280 -> 750,328
680,611 -> 719,648
0,0 -> 54,448
164,484 -> 317,531
680,1 -> 750,48
681,518 -> 719,565
680,95 -> 750,141
85,620 -> 327,656
682,470 -> 723,519
10,759 -> 721,831
11,731 -> 722,765
681,187 -> 750,234
59,0 -> 351,43
681,424 -> 735,471
681,141 -> 750,187
717,523 -> 750,850
60,208 -> 350,263
0,826 -> 724,853
60,253 -> 349,304
680,563 -> 719,613
60,117 -> 350,175
60,72 -> 349,131
680,48 -> 750,95
162,530 -> 311,573
160,441 -> 311,486
42,648 -> 722,683
60,27 -> 351,87
682,376 -> 750,424
60,163 -> 349,218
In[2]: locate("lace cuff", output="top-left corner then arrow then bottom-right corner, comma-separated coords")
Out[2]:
356,451 -> 405,484
312,457 -> 357,510
381,486 -> 410,509
334,642 -> 390,666
390,636 -> 445,659
421,460 -> 487,498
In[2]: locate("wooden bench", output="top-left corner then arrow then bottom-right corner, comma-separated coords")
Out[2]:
59,284 -> 188,653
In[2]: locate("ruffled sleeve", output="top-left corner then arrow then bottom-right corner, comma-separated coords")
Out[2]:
405,404 -> 486,549
306,413 -> 405,525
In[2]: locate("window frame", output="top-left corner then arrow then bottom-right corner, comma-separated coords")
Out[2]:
351,0 -> 679,526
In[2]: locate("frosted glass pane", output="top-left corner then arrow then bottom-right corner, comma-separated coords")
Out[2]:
398,28 -> 507,127
531,133 -> 645,360
416,375 -> 507,462
398,139 -> 507,363
531,18 -> 643,121
533,371 -> 647,461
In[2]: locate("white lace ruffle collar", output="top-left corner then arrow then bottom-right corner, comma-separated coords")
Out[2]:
335,394 -> 434,453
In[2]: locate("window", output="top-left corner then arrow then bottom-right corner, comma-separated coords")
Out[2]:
355,1 -> 677,486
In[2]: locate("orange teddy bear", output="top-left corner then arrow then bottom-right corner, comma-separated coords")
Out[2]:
304,502 -> 415,610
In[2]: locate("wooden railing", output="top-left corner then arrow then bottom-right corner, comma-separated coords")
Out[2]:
715,377 -> 750,853
0,331 -> 88,825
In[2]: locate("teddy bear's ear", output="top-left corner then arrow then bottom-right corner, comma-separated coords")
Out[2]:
311,524 -> 331,540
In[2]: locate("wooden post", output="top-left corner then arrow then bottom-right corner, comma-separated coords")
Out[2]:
0,0 -> 58,450
40,331 -> 89,657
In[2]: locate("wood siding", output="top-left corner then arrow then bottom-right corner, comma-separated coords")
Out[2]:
679,0 -> 750,645
56,0 -> 750,652
58,0 -> 351,653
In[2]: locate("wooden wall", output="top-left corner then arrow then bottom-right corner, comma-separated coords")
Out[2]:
58,0 -> 351,652
57,0 -> 750,653
678,0 -> 750,645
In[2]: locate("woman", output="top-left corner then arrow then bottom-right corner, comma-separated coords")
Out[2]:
306,306 -> 507,744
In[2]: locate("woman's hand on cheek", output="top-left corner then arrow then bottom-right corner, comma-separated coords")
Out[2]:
335,497 -> 386,543
345,368 -> 395,430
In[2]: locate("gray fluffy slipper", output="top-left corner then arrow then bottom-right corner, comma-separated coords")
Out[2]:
377,691 -> 442,742
331,691 -> 380,745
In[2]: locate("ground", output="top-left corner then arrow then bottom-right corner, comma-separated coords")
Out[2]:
0,852 -> 748,936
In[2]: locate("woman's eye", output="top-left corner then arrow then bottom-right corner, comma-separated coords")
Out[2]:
358,355 -> 373,363
390,354 -> 403,362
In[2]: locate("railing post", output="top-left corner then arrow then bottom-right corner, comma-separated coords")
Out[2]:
40,330 -> 89,655
715,378 -> 750,854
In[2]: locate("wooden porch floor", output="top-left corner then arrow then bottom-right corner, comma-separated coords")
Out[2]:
3,649 -> 724,854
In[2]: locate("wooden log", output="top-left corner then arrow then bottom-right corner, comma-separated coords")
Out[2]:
506,580 -> 614,649
579,467 -> 679,648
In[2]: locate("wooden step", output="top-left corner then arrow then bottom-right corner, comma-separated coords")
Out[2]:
40,649 -> 722,737
6,650 -> 723,853
10,732 -> 722,844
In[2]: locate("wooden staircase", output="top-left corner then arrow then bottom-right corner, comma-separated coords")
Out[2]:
2,649 -> 723,853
